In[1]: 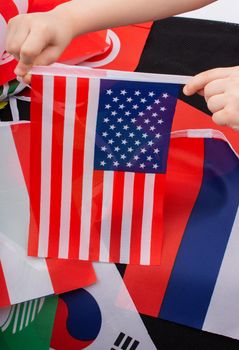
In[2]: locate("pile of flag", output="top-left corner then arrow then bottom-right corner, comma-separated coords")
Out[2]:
1,7 -> 239,350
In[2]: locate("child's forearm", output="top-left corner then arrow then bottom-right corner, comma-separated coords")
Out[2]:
6,0 -> 216,81
54,0 -> 217,37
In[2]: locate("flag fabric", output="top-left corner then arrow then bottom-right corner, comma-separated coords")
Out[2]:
123,133 -> 239,340
28,66 -> 186,265
172,99 -> 239,157
117,17 -> 239,344
2,13 -> 239,347
50,263 -> 156,350
0,295 -> 57,350
81,23 -> 152,71
0,122 -> 96,307
0,15 -> 238,348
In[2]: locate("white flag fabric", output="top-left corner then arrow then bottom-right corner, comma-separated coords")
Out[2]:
51,262 -> 156,349
0,122 -> 95,307
88,263 -> 156,349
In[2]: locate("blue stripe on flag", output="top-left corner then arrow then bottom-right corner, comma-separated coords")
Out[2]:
159,139 -> 239,329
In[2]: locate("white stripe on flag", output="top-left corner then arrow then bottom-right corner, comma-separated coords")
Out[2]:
140,174 -> 155,265
9,97 -> 20,122
19,301 -> 27,331
38,76 -> 54,257
203,206 -> 239,339
58,77 -> 77,258
31,299 -> 38,322
79,78 -> 100,260
12,303 -> 20,334
99,171 -> 114,262
25,300 -> 32,327
120,172 -> 135,263
38,297 -> 45,313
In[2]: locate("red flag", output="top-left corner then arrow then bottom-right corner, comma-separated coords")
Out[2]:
0,123 -> 96,308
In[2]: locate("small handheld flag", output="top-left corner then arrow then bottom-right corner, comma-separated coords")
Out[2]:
28,66 -> 189,265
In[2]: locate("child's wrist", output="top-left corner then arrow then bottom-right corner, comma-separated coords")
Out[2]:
52,1 -> 91,39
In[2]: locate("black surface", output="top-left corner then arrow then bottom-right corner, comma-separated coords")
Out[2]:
136,17 -> 239,115
0,98 -> 30,121
141,315 -> 239,350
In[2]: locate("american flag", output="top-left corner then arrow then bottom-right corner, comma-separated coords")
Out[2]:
28,67 -> 180,265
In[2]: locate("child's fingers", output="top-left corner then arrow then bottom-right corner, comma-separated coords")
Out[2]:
207,94 -> 226,113
14,61 -> 32,76
15,28 -> 49,76
203,79 -> 226,102
17,73 -> 32,85
212,110 -> 228,126
183,68 -> 232,96
197,89 -> 205,96
20,28 -> 49,65
6,25 -> 29,59
212,107 -> 239,127
17,46 -> 63,82
34,45 -> 63,66
22,73 -> 32,85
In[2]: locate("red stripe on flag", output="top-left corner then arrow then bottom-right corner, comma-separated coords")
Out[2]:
68,78 -> 89,258
0,262 -> 10,307
48,76 -> 66,257
124,137 -> 204,316
28,75 -> 43,256
46,259 -> 96,293
109,171 -> 125,262
129,173 -> 145,264
89,170 -> 104,261
150,174 -> 165,265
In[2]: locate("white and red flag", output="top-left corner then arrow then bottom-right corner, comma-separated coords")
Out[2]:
0,122 -> 96,307
28,65 -> 188,265
0,0 -> 109,85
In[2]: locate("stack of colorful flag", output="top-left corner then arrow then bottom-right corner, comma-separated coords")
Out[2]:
1,3 -> 239,350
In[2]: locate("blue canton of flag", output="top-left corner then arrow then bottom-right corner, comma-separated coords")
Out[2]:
94,79 -> 179,173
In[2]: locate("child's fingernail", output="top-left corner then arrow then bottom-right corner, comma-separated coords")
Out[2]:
16,76 -> 23,83
14,68 -> 20,75
185,85 -> 192,95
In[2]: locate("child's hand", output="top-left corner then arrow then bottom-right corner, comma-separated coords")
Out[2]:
183,66 -> 239,131
6,10 -> 75,83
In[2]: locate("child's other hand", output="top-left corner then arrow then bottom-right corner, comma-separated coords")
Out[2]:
6,10 -> 74,83
183,66 -> 239,131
